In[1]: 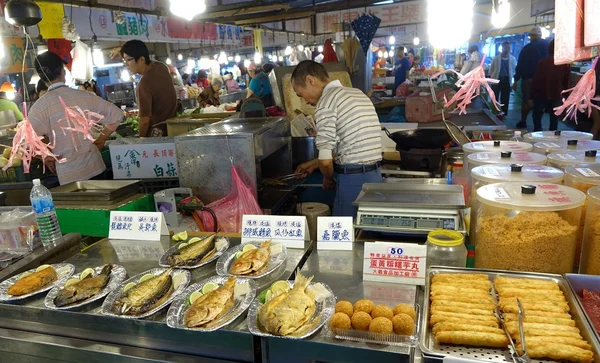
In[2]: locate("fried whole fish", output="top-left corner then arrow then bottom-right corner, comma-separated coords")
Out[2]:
8,266 -> 57,296
230,241 -> 271,275
258,270 -> 316,336
112,269 -> 173,315
185,277 -> 236,328
54,265 -> 112,307
166,234 -> 217,267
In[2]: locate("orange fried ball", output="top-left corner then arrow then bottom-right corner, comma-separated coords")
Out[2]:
329,312 -> 351,330
369,317 -> 393,334
392,313 -> 415,335
393,304 -> 416,320
371,304 -> 394,320
354,299 -> 375,314
351,311 -> 372,331
335,301 -> 354,317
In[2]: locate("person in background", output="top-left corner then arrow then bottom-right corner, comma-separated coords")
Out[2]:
489,41 -> 516,115
224,72 -> 240,92
198,77 -> 222,108
247,63 -> 257,81
292,60 -> 383,217
196,70 -> 210,89
181,73 -> 191,86
530,40 -> 570,132
394,46 -> 411,91
513,27 -> 548,128
247,63 -> 274,107
121,40 -> 177,137
36,79 -> 48,98
461,44 -> 482,75
29,51 -> 122,185
0,91 -> 23,121
456,53 -> 467,71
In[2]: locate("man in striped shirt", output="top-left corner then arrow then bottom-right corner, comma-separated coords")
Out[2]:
292,60 -> 382,216
29,52 -> 123,185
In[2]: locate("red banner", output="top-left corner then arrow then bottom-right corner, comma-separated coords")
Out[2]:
166,18 -> 218,40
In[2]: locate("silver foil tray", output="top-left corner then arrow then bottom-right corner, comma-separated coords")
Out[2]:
420,266 -> 600,363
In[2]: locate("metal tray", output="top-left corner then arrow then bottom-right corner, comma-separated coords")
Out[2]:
247,281 -> 335,339
159,236 -> 230,270
101,268 -> 190,319
216,241 -> 287,279
565,273 -> 600,344
166,275 -> 256,332
44,264 -> 127,310
50,180 -> 140,202
0,263 -> 74,302
420,266 -> 600,363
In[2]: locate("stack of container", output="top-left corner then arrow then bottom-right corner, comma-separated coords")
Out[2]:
547,150 -> 600,170
523,130 -> 594,144
533,139 -> 600,155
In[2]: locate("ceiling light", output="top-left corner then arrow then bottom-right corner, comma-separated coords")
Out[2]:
541,26 -> 550,39
254,52 -> 262,64
243,59 -> 251,68
169,0 -> 206,21
120,69 -> 130,82
377,50 -> 383,58
413,36 -> 420,46
390,45 -> 395,51
491,0 -> 511,29
284,46 -> 292,56
37,45 -> 47,55
92,48 -> 104,67
4,0 -> 42,27
166,57 -> 172,65
227,56 -> 233,61
29,73 -> 40,85
198,57 -> 211,69
388,35 -> 395,45
278,56 -> 283,62
428,0 -> 473,49
318,45 -> 323,53
383,51 -> 389,58
218,51 -> 227,64
235,54 -> 241,63
177,53 -> 183,61
297,44 -> 304,52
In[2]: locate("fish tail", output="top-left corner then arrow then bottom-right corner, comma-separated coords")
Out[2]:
224,277 -> 237,289
100,264 -> 112,276
260,240 -> 272,249
293,269 -> 313,290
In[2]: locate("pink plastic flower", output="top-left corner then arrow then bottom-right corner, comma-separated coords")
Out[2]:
554,57 -> 600,123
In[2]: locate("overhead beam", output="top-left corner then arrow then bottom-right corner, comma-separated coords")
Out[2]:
235,11 -> 315,25
199,3 -> 291,18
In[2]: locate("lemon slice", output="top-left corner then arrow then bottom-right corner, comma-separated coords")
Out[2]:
270,280 -> 290,296
188,291 -> 203,305
80,268 -> 95,280
258,289 -> 268,304
201,282 -> 219,294
173,231 -> 188,242
36,264 -> 52,272
177,242 -> 189,250
139,274 -> 155,283
242,244 -> 257,253
172,273 -> 184,290
188,237 -> 202,244
123,282 -> 136,292
270,244 -> 283,255
265,290 -> 273,303
65,278 -> 80,287
235,251 -> 245,260
18,271 -> 32,280
234,281 -> 250,299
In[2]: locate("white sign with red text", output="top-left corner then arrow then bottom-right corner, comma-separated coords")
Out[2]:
363,242 -> 426,285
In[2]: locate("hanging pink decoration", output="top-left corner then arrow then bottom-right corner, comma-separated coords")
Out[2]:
57,97 -> 104,151
554,57 -> 600,122
3,104 -> 62,173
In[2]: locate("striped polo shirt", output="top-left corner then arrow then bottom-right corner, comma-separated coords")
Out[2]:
315,80 -> 382,165
28,83 -> 123,185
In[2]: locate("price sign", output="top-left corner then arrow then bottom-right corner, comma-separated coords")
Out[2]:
363,242 -> 427,285
108,211 -> 169,241
109,239 -> 165,262
317,217 -> 353,251
241,215 -> 308,249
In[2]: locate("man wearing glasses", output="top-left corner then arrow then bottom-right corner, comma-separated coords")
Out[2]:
121,40 -> 177,137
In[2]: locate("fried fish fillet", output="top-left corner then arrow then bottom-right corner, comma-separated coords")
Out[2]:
500,301 -> 570,314
435,331 -> 508,348
429,294 -> 494,304
430,286 -> 492,297
429,315 -> 500,327
495,286 -> 564,297
431,279 -> 492,290
430,312 -> 498,326
8,266 -> 57,296
494,277 -> 560,290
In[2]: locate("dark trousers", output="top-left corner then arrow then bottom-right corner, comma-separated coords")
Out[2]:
492,76 -> 511,115
533,99 -> 562,132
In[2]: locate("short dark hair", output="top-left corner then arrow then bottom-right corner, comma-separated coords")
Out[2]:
36,79 -> 48,94
468,44 -> 479,53
263,63 -> 275,74
548,39 -> 555,56
291,60 -> 329,87
120,40 -> 151,65
198,70 -> 207,79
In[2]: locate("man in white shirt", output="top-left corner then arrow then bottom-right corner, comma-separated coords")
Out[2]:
489,41 -> 516,115
292,61 -> 382,217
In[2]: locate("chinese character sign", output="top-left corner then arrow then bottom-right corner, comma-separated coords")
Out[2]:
38,2 -> 65,39
109,141 -> 178,179
108,211 -> 168,241
241,215 -> 308,249
0,37 -> 26,73
317,217 -> 354,251
363,242 -> 427,285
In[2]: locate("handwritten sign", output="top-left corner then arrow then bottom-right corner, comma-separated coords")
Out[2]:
108,211 -> 169,241
317,217 -> 353,251
38,2 -> 65,39
363,242 -> 427,285
109,138 -> 178,179
0,37 -> 26,74
109,239 -> 165,262
241,215 -> 308,249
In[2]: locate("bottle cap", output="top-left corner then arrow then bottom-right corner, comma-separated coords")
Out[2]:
511,164 -> 523,172
567,139 -> 578,146
32,179 -> 41,186
501,151 -> 512,158
494,140 -> 501,147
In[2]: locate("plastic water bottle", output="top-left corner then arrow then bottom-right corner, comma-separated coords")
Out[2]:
30,179 -> 62,246
510,131 -> 525,142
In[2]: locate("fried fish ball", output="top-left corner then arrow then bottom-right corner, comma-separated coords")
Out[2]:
429,294 -> 494,305
495,277 -> 560,290
429,312 -> 498,326
503,313 -> 575,327
432,300 -> 495,311
432,273 -> 489,282
432,322 -> 504,335
391,313 -> 414,335
329,312 -> 351,330
392,304 -> 416,320
430,305 -> 494,316
517,343 -> 593,363
369,317 -> 393,334
429,315 -> 499,327
371,305 -> 394,320
351,311 -> 372,331
435,331 -> 508,348
335,301 -> 354,317
354,299 -> 374,314
517,336 -> 591,351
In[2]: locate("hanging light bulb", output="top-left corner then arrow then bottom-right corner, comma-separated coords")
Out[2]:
383,51 -> 389,58
37,45 -> 47,55
166,57 -> 172,65
92,48 -> 104,67
227,56 -> 233,61
170,0 -> 206,21
243,59 -> 251,68
198,57 -> 211,69
491,0 -> 511,29
428,0 -> 473,49
318,45 -> 324,53
120,69 -> 130,82
284,45 -> 292,56
377,50 -> 383,58
388,35 -> 395,45
278,56 -> 283,62
234,54 -> 241,63
254,52 -> 262,64
218,51 -> 227,64
297,44 -> 304,52
177,53 -> 183,61
390,45 -> 395,51
413,36 -> 420,46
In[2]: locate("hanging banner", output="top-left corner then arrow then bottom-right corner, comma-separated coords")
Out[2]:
48,39 -> 73,70
38,2 -> 65,39
0,37 -> 26,74
254,29 -> 263,55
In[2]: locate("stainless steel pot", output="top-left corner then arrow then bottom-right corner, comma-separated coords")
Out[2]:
292,137 -> 318,168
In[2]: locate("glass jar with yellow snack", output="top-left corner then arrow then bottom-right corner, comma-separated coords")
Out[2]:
580,185 -> 600,275
474,182 -> 585,274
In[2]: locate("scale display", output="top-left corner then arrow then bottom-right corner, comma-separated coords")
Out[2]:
359,214 -> 456,230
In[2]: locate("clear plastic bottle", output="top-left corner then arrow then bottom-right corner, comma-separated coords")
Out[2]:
30,179 -> 62,246
510,131 -> 525,142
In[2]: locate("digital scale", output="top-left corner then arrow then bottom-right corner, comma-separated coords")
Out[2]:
354,183 -> 466,236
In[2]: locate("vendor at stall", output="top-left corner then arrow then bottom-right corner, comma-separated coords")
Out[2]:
246,64 -> 274,107
198,77 -> 222,108
0,92 -> 23,121
121,40 -> 177,137
292,60 -> 383,216
29,51 -> 123,185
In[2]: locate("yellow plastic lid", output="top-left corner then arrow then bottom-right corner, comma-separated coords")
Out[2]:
427,229 -> 464,247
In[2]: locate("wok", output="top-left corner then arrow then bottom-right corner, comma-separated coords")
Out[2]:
383,127 -> 452,151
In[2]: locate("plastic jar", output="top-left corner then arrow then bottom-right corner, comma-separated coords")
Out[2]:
474,182 -> 585,273
547,150 -> 600,170
426,229 -> 467,269
463,141 -> 533,168
533,140 -> 600,155
524,130 -> 594,144
580,186 -> 600,274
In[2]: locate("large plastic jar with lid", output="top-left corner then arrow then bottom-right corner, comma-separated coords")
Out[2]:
474,182 -> 585,273
533,140 -> 600,155
580,186 -> 600,275
547,150 -> 600,170
462,141 -> 533,170
524,130 -> 594,144
426,229 -> 467,269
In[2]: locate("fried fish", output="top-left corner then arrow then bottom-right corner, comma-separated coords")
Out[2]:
8,266 -> 57,296
54,265 -> 112,307
166,235 -> 217,267
230,241 -> 271,275
185,277 -> 236,328
112,269 -> 173,315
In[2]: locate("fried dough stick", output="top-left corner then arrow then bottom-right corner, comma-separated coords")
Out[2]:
435,331 -> 508,348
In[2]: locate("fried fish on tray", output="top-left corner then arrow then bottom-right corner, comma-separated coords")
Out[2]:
185,277 -> 236,328
8,266 -> 57,296
54,265 -> 112,307
112,269 -> 173,315
230,241 -> 271,275
166,235 -> 217,267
